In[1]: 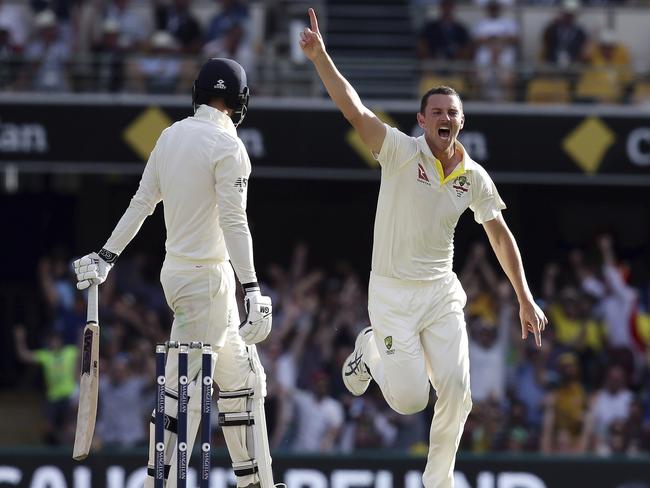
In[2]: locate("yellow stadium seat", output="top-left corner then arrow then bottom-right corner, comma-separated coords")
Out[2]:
526,77 -> 571,104
419,74 -> 468,98
574,69 -> 622,103
631,81 -> 650,104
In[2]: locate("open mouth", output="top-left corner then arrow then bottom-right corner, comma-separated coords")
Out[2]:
438,127 -> 451,139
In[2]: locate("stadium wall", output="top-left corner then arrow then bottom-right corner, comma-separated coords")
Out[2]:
1,449 -> 650,488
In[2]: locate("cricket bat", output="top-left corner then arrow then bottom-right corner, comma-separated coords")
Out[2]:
73,284 -> 100,461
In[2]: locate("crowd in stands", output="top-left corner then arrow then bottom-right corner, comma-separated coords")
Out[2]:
13,234 -> 650,455
0,0 -> 648,102
0,0 -> 254,94
416,0 -> 645,103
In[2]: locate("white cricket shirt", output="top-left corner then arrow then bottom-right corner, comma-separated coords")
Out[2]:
372,124 -> 506,281
103,105 -> 257,284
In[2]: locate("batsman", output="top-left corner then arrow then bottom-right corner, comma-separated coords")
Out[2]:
73,58 -> 276,488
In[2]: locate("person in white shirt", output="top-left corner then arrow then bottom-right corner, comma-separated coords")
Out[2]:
290,371 -> 344,452
472,0 -> 519,100
300,9 -> 546,487
582,365 -> 633,452
73,58 -> 274,488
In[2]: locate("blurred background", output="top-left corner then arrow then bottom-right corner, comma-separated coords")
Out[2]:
0,0 -> 649,487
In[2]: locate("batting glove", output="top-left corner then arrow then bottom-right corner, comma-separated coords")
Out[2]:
239,283 -> 272,345
73,248 -> 117,290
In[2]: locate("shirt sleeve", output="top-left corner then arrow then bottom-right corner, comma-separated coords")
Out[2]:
374,124 -> 419,178
103,139 -> 162,255
33,350 -> 47,364
214,139 -> 257,285
470,166 -> 506,224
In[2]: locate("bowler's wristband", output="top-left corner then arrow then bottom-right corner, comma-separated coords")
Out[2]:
98,248 -> 119,264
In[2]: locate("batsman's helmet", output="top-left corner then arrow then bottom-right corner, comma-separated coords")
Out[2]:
192,58 -> 250,127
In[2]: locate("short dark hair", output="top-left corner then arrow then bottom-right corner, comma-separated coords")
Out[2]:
419,86 -> 462,114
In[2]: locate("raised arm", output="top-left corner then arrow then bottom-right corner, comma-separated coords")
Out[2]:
300,8 -> 386,155
13,325 -> 37,364
483,214 -> 547,348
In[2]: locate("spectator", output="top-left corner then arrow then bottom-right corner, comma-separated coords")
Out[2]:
587,29 -> 633,87
417,0 -> 471,62
543,265 -> 606,353
467,304 -> 511,404
203,0 -> 253,75
625,397 -> 650,453
513,344 -> 551,429
472,0 -> 519,101
155,0 -> 202,55
290,370 -> 344,452
90,18 -> 126,92
0,22 -> 16,88
13,325 -> 78,445
105,0 -> 153,50
205,0 -> 248,44
582,364 -> 633,453
0,0 -> 31,52
31,0 -> 77,43
340,395 -> 403,450
541,0 -> 587,68
96,354 -> 151,447
496,400 -> 536,452
38,251 -> 82,345
543,262 -> 608,388
581,235 -> 636,373
126,30 -> 196,94
19,9 -> 71,92
540,353 -> 588,453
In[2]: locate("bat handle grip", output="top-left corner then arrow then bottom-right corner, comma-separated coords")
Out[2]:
87,284 -> 99,324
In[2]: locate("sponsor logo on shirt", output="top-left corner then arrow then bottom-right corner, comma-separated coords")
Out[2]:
452,175 -> 470,197
234,177 -> 248,193
417,163 -> 431,186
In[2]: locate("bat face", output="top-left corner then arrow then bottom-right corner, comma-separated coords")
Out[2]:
73,322 -> 99,461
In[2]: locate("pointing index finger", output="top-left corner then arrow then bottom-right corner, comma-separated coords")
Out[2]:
308,8 -> 319,33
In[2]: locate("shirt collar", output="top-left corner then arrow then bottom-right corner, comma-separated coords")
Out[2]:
416,136 -> 478,183
195,104 -> 237,136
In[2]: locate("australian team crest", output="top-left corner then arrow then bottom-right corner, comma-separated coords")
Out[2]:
452,175 -> 470,197
384,336 -> 395,355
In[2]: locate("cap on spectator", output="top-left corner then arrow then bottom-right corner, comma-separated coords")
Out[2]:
561,0 -> 580,12
150,30 -> 178,50
34,10 -> 57,29
103,18 -> 120,34
599,29 -> 617,45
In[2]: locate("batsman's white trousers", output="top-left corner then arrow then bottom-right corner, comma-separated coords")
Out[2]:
145,255 -> 256,487
367,272 -> 472,488
160,255 -> 252,397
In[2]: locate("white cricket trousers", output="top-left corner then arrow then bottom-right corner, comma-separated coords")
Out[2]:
366,272 -> 472,488
145,255 -> 257,488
